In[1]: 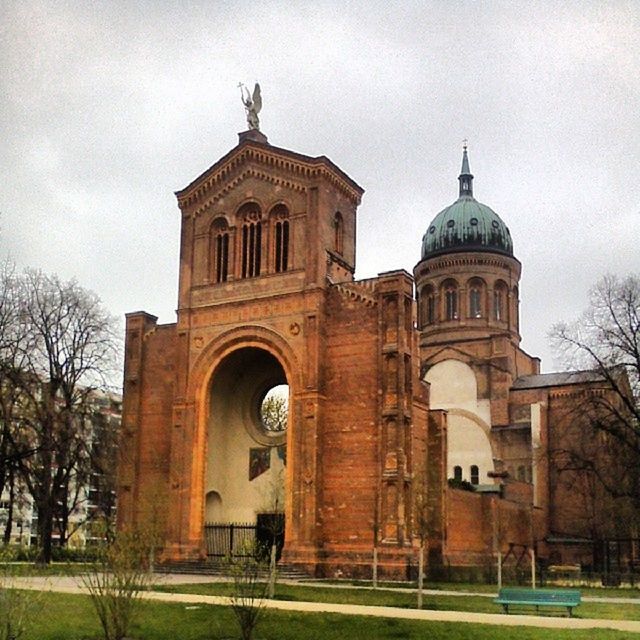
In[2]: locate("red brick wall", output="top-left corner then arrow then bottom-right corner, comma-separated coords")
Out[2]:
321,285 -> 379,548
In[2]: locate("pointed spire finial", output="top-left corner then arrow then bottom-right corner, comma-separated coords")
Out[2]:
458,141 -> 474,198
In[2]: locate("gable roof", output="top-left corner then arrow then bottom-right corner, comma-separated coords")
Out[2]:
512,369 -> 606,390
175,137 -> 364,208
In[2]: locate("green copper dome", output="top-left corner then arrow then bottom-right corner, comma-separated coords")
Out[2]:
421,148 -> 513,259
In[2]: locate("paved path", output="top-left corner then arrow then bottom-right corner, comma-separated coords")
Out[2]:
8,574 -> 640,634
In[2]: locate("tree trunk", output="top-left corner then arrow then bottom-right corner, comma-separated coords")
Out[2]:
268,542 -> 277,599
372,546 -> 378,589
38,401 -> 55,565
417,543 -> 424,609
3,468 -> 14,544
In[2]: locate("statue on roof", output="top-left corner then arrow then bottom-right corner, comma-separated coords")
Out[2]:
239,82 -> 262,131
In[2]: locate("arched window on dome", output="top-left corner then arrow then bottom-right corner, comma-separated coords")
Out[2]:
470,465 -> 479,485
442,280 -> 458,321
453,465 -> 462,482
270,204 -> 290,273
210,217 -> 230,283
334,212 -> 344,255
468,278 -> 485,319
419,284 -> 436,327
494,280 -> 508,322
238,202 -> 262,279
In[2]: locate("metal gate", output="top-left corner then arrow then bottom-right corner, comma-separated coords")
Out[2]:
204,523 -> 257,558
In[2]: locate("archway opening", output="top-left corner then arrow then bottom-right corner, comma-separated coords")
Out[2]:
205,347 -> 288,558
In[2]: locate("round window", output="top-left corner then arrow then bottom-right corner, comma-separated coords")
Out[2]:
260,384 -> 289,434
470,217 -> 478,226
492,220 -> 500,229
446,220 -> 455,228
429,226 -> 436,234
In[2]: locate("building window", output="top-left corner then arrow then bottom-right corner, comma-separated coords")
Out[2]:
469,285 -> 482,318
210,219 -> 230,283
494,282 -> 507,321
443,281 -> 458,320
427,289 -> 435,324
420,285 -> 436,327
271,204 -> 290,273
334,212 -> 344,254
454,465 -> 462,482
238,203 -> 262,279
470,465 -> 479,485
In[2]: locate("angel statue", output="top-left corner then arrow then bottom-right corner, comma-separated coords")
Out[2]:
239,82 -> 262,130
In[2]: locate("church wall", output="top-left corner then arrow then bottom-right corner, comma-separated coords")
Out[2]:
118,316 -> 176,533
321,285 -> 379,550
445,487 -> 533,567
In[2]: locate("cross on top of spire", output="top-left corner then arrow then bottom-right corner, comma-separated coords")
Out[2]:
458,142 -> 473,198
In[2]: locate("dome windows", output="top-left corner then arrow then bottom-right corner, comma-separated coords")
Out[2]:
494,281 -> 508,322
419,285 -> 436,327
442,280 -> 459,321
468,279 -> 485,319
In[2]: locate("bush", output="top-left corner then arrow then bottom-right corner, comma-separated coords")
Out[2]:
0,548 -> 41,640
82,530 -> 154,640
227,545 -> 269,640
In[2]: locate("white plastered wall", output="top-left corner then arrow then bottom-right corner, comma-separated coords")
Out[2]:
205,348 -> 287,523
425,359 -> 494,483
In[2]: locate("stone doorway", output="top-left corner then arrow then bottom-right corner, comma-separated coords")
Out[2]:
205,346 -> 288,543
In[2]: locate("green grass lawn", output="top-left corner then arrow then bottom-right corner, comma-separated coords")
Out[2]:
11,591 -> 639,640
315,578 -> 640,598
153,581 -> 640,621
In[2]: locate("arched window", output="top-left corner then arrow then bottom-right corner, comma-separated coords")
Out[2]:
470,465 -> 479,485
493,281 -> 507,321
238,203 -> 262,278
270,204 -> 290,273
420,285 -> 435,327
442,280 -> 458,321
210,218 -> 229,283
512,286 -> 519,330
468,279 -> 484,318
453,465 -> 462,482
334,212 -> 344,254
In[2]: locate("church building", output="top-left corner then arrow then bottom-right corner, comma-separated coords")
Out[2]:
118,126 -> 624,578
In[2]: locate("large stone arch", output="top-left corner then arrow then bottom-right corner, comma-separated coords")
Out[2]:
424,358 -> 495,484
186,325 -> 302,544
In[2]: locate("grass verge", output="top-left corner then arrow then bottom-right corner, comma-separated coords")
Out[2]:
153,581 -> 640,621
12,591 -> 640,639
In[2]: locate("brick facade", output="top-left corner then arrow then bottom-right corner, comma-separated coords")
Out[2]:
118,132 -> 630,577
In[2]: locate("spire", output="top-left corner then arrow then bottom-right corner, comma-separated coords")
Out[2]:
458,140 -> 474,198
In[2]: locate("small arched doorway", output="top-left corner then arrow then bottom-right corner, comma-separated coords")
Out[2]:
205,346 -> 288,558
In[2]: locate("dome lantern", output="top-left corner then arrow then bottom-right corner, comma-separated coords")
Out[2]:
420,145 -> 513,260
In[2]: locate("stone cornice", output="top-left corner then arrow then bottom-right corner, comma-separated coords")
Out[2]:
414,251 -> 521,279
176,141 -> 363,217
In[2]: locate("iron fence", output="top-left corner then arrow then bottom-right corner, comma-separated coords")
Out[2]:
204,522 -> 257,558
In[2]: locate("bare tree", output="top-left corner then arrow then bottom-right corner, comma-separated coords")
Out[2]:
413,466 -> 429,609
260,391 -> 288,433
550,274 -> 640,512
9,270 -> 120,562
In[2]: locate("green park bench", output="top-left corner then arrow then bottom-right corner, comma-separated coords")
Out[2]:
494,587 -> 581,616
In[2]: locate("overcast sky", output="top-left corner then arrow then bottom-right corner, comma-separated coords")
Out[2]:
1,1 -> 638,375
